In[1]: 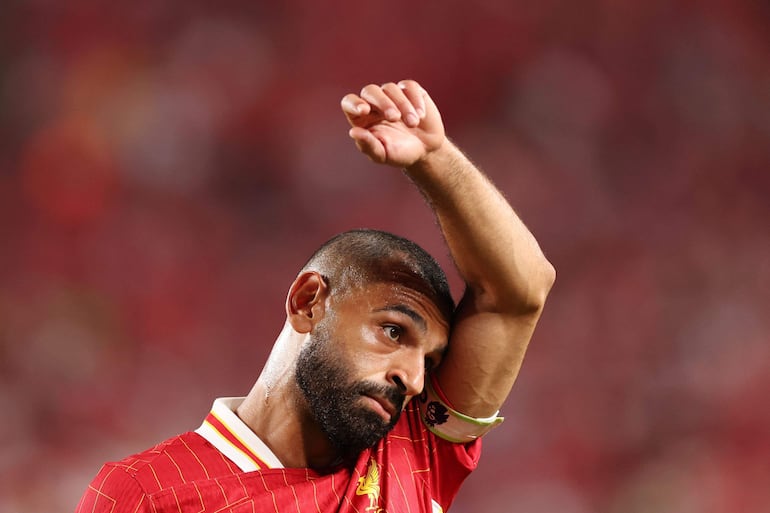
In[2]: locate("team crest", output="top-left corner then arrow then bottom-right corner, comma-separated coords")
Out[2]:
424,401 -> 449,427
356,458 -> 386,512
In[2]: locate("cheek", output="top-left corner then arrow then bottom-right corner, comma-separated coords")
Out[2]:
325,324 -> 375,371
351,333 -> 398,379
329,312 -> 397,375
349,323 -> 390,356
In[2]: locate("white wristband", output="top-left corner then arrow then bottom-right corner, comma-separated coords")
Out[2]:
418,375 -> 504,443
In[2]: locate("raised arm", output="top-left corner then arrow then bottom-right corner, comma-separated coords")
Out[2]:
341,80 -> 555,418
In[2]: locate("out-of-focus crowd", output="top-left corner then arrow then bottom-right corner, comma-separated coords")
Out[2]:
1,1 -> 768,512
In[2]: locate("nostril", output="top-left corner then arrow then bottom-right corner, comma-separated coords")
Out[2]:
392,375 -> 407,393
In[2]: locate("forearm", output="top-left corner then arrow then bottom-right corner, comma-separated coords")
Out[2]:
341,79 -> 555,416
405,140 -> 555,314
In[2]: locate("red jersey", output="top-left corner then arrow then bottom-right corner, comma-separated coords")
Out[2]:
75,397 -> 481,513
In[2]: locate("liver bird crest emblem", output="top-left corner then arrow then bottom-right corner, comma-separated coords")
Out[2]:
356,458 -> 384,512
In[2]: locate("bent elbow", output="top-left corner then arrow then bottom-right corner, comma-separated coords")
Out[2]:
542,259 -> 557,294
520,259 -> 556,313
472,258 -> 556,316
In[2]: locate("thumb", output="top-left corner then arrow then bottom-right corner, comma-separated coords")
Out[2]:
349,127 -> 387,163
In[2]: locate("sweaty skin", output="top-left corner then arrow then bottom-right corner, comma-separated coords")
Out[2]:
341,80 -> 556,417
237,79 -> 555,468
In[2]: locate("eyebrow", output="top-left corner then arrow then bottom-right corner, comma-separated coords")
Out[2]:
374,304 -> 427,332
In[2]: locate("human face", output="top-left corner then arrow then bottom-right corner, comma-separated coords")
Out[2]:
295,281 -> 448,458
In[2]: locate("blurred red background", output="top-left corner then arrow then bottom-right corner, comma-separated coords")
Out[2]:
1,1 -> 768,511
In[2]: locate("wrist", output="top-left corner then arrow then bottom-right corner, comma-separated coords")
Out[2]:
405,137 -> 457,176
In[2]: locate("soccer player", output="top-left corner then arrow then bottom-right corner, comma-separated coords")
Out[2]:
75,79 -> 555,513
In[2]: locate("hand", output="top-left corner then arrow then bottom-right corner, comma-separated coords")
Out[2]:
341,80 -> 445,168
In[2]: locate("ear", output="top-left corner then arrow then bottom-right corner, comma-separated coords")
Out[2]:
285,271 -> 329,333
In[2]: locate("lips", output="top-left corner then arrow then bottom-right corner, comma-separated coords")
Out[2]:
364,394 -> 397,422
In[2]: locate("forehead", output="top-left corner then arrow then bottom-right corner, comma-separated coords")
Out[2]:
345,257 -> 452,318
337,280 -> 450,337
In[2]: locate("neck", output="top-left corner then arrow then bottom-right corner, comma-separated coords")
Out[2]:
236,325 -> 340,469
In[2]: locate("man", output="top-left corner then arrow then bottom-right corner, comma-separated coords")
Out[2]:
75,79 -> 555,513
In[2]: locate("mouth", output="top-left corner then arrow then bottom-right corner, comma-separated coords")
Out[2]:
362,394 -> 397,423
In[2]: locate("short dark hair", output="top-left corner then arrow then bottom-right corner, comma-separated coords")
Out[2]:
301,229 -> 455,323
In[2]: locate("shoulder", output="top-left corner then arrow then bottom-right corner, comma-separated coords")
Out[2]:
75,434 -> 197,513
77,431 -> 247,513
92,431 -> 233,495
76,460 -> 148,513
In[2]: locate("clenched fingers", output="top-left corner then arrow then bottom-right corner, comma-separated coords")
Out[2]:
341,81 -> 425,128
397,80 -> 426,120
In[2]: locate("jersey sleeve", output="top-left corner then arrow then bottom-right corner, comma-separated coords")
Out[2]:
395,396 -> 483,513
75,464 -> 149,513
428,427 -> 482,512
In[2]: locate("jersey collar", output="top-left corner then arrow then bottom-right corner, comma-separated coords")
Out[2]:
195,397 -> 284,472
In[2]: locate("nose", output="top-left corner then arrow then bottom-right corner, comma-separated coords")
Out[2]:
387,348 -> 425,398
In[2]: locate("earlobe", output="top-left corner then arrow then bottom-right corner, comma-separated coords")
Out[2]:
286,271 -> 328,333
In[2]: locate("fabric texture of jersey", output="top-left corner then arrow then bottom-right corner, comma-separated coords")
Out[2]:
75,395 -> 481,513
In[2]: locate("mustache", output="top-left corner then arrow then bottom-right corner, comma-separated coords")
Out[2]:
355,381 -> 405,414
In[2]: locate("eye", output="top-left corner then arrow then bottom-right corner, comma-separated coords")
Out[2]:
383,325 -> 402,342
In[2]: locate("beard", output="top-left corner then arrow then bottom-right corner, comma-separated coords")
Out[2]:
295,323 -> 405,461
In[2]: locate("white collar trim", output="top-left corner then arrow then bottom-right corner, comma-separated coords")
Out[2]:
195,397 -> 284,472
